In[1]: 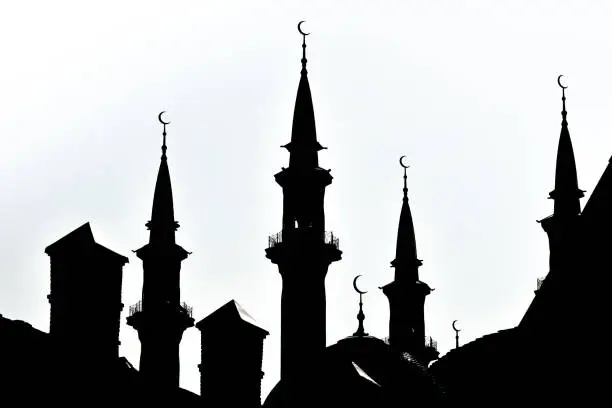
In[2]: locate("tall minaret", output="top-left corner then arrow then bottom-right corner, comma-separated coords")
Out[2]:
381,157 -> 438,366
127,112 -> 194,389
539,76 -> 584,278
265,22 -> 342,381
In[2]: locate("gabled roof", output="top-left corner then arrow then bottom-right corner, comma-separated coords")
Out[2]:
45,222 -> 95,255
45,222 -> 128,264
196,299 -> 269,336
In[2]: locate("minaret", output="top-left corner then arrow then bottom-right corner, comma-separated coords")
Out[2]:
127,112 -> 194,389
539,76 -> 584,279
381,157 -> 438,366
265,22 -> 342,381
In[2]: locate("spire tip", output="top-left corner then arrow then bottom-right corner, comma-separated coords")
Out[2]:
399,155 -> 410,199
158,111 -> 170,158
353,275 -> 368,337
297,21 -> 310,74
557,75 -> 568,122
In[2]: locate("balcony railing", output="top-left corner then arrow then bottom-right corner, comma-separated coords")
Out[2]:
382,335 -> 437,351
426,336 -> 438,351
536,276 -> 546,291
129,300 -> 142,316
268,229 -> 340,250
181,301 -> 194,318
128,300 -> 193,318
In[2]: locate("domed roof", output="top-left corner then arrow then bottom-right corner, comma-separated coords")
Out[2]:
263,335 -> 446,408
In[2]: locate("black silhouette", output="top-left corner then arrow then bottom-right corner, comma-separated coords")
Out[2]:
429,75 -> 603,406
196,300 -> 269,408
126,112 -> 194,390
265,21 -> 342,383
380,157 -> 439,367
1,22 -> 608,408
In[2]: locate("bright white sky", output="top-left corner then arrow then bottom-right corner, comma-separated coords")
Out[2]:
1,0 -> 611,398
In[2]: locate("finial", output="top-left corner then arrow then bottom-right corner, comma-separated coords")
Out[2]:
399,155 -> 410,199
297,21 -> 310,74
352,275 -> 368,337
557,75 -> 568,124
452,320 -> 461,349
158,111 -> 170,158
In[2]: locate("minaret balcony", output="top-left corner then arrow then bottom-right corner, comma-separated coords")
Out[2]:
268,228 -> 340,250
535,275 -> 547,294
128,299 -> 194,318
425,336 -> 438,351
383,335 -> 438,351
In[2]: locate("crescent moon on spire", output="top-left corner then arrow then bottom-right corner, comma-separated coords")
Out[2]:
557,75 -> 568,90
158,111 -> 170,125
399,155 -> 410,169
298,21 -> 310,36
353,275 -> 368,295
452,319 -> 461,332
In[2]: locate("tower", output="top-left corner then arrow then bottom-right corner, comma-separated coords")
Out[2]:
265,22 -> 342,381
127,113 -> 194,389
539,76 -> 584,272
522,76 -> 585,335
381,158 -> 438,366
196,300 -> 269,408
45,222 -> 128,362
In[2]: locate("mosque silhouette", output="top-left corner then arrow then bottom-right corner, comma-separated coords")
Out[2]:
0,23 -> 604,407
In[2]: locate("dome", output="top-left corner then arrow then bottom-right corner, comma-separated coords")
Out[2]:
263,336 -> 447,408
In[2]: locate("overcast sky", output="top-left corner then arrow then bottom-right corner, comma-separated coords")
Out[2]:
2,0 -> 611,397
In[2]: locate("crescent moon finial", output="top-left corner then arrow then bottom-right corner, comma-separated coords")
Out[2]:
452,319 -> 461,332
352,275 -> 368,337
399,155 -> 410,199
353,275 -> 368,295
297,21 -> 310,73
158,111 -> 170,157
158,111 -> 171,125
557,74 -> 568,90
297,21 -> 310,36
452,320 -> 461,348
557,75 -> 568,121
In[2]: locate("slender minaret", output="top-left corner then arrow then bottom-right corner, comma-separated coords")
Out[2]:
127,112 -> 194,389
381,157 -> 437,366
539,76 -> 584,278
265,22 -> 342,381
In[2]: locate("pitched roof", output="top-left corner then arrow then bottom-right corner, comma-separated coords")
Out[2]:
44,222 -> 128,264
196,299 -> 269,335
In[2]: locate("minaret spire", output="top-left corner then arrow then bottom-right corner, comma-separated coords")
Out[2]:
281,20 -> 327,171
549,75 -> 584,217
266,23 -> 342,382
127,111 -> 193,390
147,111 -> 179,245
392,156 -> 421,282
381,156 -> 438,366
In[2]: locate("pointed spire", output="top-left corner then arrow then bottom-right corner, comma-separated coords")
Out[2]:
147,111 -> 179,244
352,275 -> 368,337
549,76 -> 584,217
391,157 -> 422,281
281,21 -> 326,169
